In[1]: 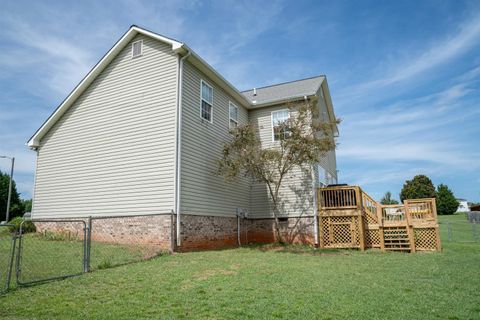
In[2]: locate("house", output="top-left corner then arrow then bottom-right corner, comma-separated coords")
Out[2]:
456,199 -> 470,212
27,26 -> 338,251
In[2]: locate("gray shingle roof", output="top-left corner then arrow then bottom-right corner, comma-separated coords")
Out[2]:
242,75 -> 325,105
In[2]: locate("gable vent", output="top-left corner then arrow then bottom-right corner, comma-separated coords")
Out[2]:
132,40 -> 143,58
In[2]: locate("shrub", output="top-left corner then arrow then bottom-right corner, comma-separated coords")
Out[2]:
8,217 -> 36,233
436,184 -> 459,215
400,175 -> 436,202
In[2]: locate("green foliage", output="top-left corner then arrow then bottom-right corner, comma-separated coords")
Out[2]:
380,191 -> 399,205
0,170 -> 24,221
217,98 -> 339,242
400,175 -> 436,202
22,199 -> 32,212
436,184 -> 459,215
7,216 -> 36,233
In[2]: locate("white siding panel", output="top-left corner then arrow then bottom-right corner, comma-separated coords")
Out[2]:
33,34 -> 178,218
248,104 -> 315,218
180,61 -> 250,217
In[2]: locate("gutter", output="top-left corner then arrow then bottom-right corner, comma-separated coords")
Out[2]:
174,47 -> 191,248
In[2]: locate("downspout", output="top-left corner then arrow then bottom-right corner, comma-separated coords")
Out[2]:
312,166 -> 319,247
175,48 -> 191,248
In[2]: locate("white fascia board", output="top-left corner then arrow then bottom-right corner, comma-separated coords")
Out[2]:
183,47 -> 251,108
320,78 -> 339,136
248,93 -> 317,109
27,26 -> 184,148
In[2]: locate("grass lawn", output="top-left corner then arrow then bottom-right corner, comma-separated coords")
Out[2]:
1,214 -> 479,319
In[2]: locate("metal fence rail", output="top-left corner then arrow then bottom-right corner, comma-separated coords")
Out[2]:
0,224 -> 16,294
16,219 -> 86,286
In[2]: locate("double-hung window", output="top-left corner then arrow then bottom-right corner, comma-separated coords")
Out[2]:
201,80 -> 213,122
229,102 -> 238,129
271,110 -> 290,141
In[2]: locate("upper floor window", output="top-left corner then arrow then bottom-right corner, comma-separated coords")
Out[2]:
132,40 -> 143,58
200,80 -> 213,122
271,110 -> 290,141
229,102 -> 238,129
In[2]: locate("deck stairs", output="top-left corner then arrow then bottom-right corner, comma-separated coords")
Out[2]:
382,226 -> 411,252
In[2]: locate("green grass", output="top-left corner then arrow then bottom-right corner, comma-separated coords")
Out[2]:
0,214 -> 479,319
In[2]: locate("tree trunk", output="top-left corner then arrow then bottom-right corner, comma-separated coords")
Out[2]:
272,203 -> 285,244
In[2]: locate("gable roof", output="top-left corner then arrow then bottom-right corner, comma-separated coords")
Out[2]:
242,75 -> 325,106
28,26 -> 338,147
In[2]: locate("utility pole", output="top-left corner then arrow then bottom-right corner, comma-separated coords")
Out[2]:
0,155 -> 15,224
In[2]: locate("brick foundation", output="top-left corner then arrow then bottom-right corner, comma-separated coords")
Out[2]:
33,214 -> 317,252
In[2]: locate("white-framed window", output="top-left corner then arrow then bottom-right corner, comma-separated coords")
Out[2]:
229,101 -> 238,129
271,109 -> 290,141
318,165 -> 327,186
200,80 -> 213,122
132,40 -> 143,58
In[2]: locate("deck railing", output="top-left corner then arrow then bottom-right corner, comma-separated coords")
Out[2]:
318,186 -> 437,225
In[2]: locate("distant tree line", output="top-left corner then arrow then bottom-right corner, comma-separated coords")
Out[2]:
0,170 -> 31,222
380,174 -> 459,215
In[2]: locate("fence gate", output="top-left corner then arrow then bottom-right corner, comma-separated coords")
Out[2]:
16,219 -> 87,285
0,224 -> 16,294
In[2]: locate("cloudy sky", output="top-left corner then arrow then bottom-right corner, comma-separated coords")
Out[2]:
0,0 -> 479,202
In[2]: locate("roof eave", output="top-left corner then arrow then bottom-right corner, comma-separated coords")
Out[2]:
248,93 -> 317,108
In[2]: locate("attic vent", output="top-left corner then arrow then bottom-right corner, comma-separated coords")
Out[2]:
132,40 -> 143,58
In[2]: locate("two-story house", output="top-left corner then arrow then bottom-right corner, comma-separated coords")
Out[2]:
27,26 -> 338,251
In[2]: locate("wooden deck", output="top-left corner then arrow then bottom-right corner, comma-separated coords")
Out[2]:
317,186 -> 441,252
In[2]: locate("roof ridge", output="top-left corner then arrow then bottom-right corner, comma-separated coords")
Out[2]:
241,74 -> 325,92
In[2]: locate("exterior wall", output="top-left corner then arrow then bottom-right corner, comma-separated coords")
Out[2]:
317,84 -> 337,182
33,34 -> 178,218
248,104 -> 315,218
179,61 -> 251,217
177,215 -> 315,251
34,214 -> 172,251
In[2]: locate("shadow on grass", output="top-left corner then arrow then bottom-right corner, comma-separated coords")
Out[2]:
241,243 -> 352,256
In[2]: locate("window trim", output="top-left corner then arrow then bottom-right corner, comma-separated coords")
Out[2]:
200,79 -> 213,123
228,101 -> 238,129
271,109 -> 290,142
131,40 -> 143,58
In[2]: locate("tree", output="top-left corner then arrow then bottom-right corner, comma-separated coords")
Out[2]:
0,170 -> 23,221
217,98 -> 339,243
399,175 -> 436,202
380,191 -> 399,205
436,184 -> 459,215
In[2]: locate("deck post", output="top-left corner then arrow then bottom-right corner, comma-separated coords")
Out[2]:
404,200 -> 416,253
377,203 -> 385,251
355,187 -> 366,251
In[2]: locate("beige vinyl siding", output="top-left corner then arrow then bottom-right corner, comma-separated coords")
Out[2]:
317,85 -> 337,180
248,105 -> 315,218
33,34 -> 178,218
180,61 -> 250,217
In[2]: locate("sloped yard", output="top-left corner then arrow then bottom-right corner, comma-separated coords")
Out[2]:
0,215 -> 479,319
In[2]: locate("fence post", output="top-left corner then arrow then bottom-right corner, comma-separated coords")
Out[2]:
5,233 -> 17,292
473,221 -> 478,242
447,222 -> 452,242
85,216 -> 92,272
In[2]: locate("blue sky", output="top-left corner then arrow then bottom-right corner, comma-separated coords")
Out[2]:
0,0 -> 479,202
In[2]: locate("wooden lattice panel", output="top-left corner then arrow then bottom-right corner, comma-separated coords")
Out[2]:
365,212 -> 378,225
414,228 -> 438,251
321,216 -> 360,248
365,229 -> 380,248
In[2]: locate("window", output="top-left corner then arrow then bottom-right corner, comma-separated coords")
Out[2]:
318,165 -> 327,186
200,80 -> 213,122
132,40 -> 143,58
229,102 -> 238,129
271,110 -> 290,141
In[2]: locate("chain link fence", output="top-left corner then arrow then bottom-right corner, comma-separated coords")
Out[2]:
439,213 -> 480,243
88,214 -> 171,271
16,219 -> 87,285
1,213 -> 172,292
0,224 -> 16,294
